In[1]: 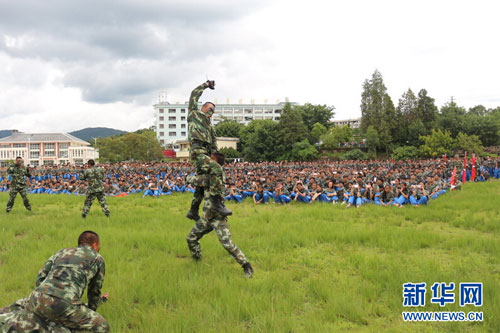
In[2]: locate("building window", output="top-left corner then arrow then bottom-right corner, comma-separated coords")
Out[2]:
181,109 -> 186,113
168,109 -> 176,114
44,143 -> 55,157
60,143 -> 69,149
159,116 -> 164,121
159,124 -> 164,129
13,143 -> 26,148
160,140 -> 165,144
168,116 -> 176,121
169,132 -> 176,137
30,151 -> 39,159
181,124 -> 186,129
159,109 -> 164,113
181,132 -> 186,136
59,151 -> 68,158
181,116 -> 186,121
160,132 -> 164,136
30,160 -> 39,167
169,124 -> 176,129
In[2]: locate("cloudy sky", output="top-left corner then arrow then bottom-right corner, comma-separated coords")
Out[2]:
1,0 -> 499,133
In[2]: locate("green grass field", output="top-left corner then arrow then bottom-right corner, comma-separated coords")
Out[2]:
1,182 -> 499,332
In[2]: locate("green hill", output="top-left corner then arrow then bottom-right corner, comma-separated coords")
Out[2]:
69,127 -> 127,142
0,130 -> 12,139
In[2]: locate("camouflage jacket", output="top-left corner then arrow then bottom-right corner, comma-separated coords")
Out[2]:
81,167 -> 105,194
187,82 -> 217,152
34,245 -> 105,311
7,165 -> 31,190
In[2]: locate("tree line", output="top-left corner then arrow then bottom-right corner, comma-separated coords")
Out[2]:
217,70 -> 500,161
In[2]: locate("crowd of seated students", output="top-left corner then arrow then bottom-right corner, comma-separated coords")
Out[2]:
0,157 -> 498,208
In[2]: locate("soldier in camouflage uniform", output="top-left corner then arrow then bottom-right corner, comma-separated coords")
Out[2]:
0,231 -> 109,332
5,157 -> 31,213
186,80 -> 232,221
81,159 -> 110,218
186,152 -> 253,277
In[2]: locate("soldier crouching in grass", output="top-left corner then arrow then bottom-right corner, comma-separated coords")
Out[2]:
5,156 -> 32,213
81,159 -> 110,218
0,231 -> 109,332
186,152 -> 254,277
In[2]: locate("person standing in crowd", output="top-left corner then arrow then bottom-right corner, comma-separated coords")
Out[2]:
81,159 -> 110,218
5,156 -> 32,213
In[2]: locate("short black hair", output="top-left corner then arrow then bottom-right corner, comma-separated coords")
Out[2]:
16,156 -> 22,160
78,230 -> 100,246
88,159 -> 95,166
203,101 -> 216,108
211,151 -> 225,165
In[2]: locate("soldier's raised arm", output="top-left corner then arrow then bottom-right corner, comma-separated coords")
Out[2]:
188,81 -> 214,113
35,254 -> 56,287
25,167 -> 31,179
87,258 -> 106,311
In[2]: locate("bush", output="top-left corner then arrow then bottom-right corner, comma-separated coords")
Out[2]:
219,147 -> 240,159
341,149 -> 368,161
391,146 -> 419,160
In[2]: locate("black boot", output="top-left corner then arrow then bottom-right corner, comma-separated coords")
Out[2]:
242,262 -> 253,278
210,195 -> 232,216
186,187 -> 204,221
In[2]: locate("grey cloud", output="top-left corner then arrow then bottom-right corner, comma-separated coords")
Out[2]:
0,0 -> 269,104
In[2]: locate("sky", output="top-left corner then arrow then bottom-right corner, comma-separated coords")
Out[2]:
1,0 -> 499,133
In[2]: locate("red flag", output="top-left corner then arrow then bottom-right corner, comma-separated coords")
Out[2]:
450,166 -> 456,186
471,154 -> 476,181
462,152 -> 467,183
443,154 -> 447,163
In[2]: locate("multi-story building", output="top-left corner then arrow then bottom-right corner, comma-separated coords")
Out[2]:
153,94 -> 290,146
0,131 -> 99,167
332,118 -> 361,128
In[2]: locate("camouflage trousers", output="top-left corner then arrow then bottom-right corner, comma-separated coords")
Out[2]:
82,192 -> 110,216
189,149 -> 225,210
186,192 -> 248,266
0,293 -> 109,333
6,188 -> 31,212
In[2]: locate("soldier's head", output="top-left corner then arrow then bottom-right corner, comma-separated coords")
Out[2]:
88,159 -> 95,167
201,102 -> 216,118
15,156 -> 23,166
211,151 -> 225,166
78,230 -> 100,252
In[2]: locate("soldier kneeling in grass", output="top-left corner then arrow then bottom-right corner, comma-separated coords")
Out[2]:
0,231 -> 109,332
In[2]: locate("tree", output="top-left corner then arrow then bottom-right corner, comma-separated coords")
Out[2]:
365,126 -> 379,154
342,149 -> 368,161
455,132 -> 483,155
294,103 -> 335,131
417,89 -> 438,131
360,70 -> 396,151
219,147 -> 240,159
407,119 -> 427,146
215,120 -> 244,138
290,139 -> 319,161
438,101 -> 467,138
277,102 -> 308,156
392,146 -> 419,160
394,89 -> 419,145
240,120 -> 280,162
462,113 -> 500,147
309,122 -> 327,145
419,129 -> 455,157
96,130 -> 163,162
319,125 -> 353,150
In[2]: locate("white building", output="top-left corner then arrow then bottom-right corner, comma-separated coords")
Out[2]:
0,131 -> 99,167
332,118 -> 361,128
153,96 -> 290,146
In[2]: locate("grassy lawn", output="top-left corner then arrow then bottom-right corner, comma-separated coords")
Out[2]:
1,181 -> 499,332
